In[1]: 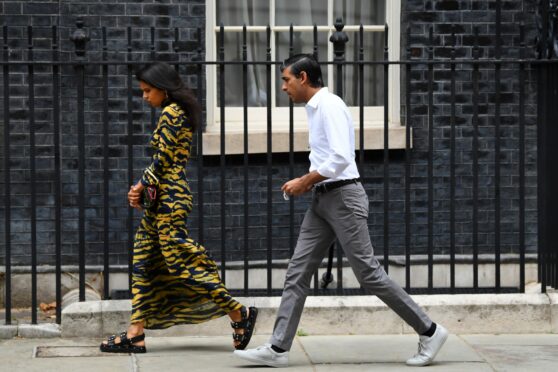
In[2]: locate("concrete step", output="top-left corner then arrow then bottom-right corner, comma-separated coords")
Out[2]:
56,293 -> 558,338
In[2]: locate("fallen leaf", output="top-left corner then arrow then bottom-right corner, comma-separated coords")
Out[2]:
39,302 -> 57,312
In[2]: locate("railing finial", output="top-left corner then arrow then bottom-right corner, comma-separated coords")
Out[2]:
330,17 -> 348,62
70,17 -> 90,58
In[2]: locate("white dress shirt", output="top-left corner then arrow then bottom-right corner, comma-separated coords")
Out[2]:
305,87 -> 360,184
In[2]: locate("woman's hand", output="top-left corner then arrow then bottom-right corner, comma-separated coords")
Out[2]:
128,182 -> 144,210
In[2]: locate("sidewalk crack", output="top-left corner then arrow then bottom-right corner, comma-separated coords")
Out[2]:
295,336 -> 317,371
130,353 -> 140,372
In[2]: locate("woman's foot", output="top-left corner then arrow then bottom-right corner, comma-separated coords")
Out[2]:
229,306 -> 258,350
100,323 -> 146,353
229,309 -> 245,348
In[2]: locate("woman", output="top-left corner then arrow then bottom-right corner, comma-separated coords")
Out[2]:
100,62 -> 257,353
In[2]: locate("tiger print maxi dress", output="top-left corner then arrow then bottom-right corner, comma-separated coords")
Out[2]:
131,102 -> 242,329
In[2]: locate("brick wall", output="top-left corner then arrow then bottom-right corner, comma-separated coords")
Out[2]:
0,0 -> 540,269
0,0 -> 205,266
400,0 -> 539,257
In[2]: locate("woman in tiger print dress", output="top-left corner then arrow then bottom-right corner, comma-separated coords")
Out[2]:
100,62 -> 257,354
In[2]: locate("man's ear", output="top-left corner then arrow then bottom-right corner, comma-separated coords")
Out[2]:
299,71 -> 308,85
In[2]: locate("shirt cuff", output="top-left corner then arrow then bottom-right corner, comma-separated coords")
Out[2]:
317,163 -> 337,179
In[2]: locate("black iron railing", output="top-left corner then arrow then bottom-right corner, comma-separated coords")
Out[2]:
536,0 -> 558,292
0,0 -> 557,327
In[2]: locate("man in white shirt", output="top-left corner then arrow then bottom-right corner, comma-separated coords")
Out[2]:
234,54 -> 448,368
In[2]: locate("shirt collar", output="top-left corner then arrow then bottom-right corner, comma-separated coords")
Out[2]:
306,87 -> 329,109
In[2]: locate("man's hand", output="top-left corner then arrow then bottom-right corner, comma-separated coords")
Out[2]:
281,171 -> 327,198
281,177 -> 311,197
128,182 -> 144,210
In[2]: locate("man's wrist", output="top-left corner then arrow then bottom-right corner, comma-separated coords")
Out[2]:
300,171 -> 327,190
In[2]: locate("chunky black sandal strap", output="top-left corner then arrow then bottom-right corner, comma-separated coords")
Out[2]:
234,306 -> 258,351
128,333 -> 145,344
230,319 -> 248,329
230,306 -> 250,329
232,333 -> 244,342
106,331 -> 124,346
100,332 -> 147,354
119,332 -> 131,346
100,343 -> 147,354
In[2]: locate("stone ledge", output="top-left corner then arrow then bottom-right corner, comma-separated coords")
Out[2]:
18,324 -> 61,338
548,292 -> 558,333
57,293 -> 556,339
0,325 -> 18,339
0,324 -> 61,339
201,125 -> 408,155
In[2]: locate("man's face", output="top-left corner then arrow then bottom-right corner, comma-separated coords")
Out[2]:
281,66 -> 305,103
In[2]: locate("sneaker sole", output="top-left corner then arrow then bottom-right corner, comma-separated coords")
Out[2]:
234,351 -> 288,368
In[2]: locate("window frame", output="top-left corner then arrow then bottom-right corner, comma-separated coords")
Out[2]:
204,0 -> 403,155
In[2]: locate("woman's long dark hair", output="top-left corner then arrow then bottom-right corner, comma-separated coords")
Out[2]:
135,62 -> 201,131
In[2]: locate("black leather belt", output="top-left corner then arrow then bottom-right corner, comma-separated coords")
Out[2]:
314,178 -> 361,194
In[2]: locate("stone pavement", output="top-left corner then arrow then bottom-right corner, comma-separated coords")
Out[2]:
1,333 -> 558,371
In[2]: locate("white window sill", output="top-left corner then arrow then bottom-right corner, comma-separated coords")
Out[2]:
201,122 -> 410,155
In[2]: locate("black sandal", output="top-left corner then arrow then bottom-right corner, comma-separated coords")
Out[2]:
231,306 -> 258,350
100,331 -> 147,353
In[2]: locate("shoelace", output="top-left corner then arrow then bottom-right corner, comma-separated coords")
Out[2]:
414,341 -> 426,357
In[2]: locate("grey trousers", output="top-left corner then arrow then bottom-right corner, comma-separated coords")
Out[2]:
269,182 -> 432,351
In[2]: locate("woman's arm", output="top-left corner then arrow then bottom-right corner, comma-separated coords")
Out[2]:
140,106 -> 182,187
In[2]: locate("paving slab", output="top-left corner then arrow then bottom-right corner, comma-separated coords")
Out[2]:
470,344 -> 558,372
460,334 -> 558,372
461,333 -> 558,345
35,345 -> 124,357
2,334 -> 558,371
0,338 -> 129,372
136,335 -> 313,371
297,334 -> 483,364
314,362 -> 493,371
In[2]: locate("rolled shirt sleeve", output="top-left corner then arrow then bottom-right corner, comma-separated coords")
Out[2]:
315,102 -> 354,179
306,87 -> 359,183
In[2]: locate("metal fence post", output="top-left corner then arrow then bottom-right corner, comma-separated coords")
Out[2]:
323,18 -> 348,291
70,18 -> 89,302
3,24 -> 12,325
330,18 -> 348,99
536,0 -> 558,291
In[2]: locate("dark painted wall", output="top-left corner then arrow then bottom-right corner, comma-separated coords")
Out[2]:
0,0 -> 539,268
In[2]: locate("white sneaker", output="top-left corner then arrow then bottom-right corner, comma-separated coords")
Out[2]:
234,343 -> 289,368
406,324 -> 449,366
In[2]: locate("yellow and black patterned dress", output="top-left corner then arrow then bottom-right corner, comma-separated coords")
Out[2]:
131,102 -> 241,329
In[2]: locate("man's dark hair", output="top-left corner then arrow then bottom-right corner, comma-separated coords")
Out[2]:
280,53 -> 324,88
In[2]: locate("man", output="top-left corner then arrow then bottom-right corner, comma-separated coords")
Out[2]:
234,54 -> 448,368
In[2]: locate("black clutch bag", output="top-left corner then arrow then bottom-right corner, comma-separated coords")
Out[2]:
141,168 -> 158,210
141,185 -> 158,210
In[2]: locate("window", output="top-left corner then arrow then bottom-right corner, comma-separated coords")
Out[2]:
205,0 -> 403,154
